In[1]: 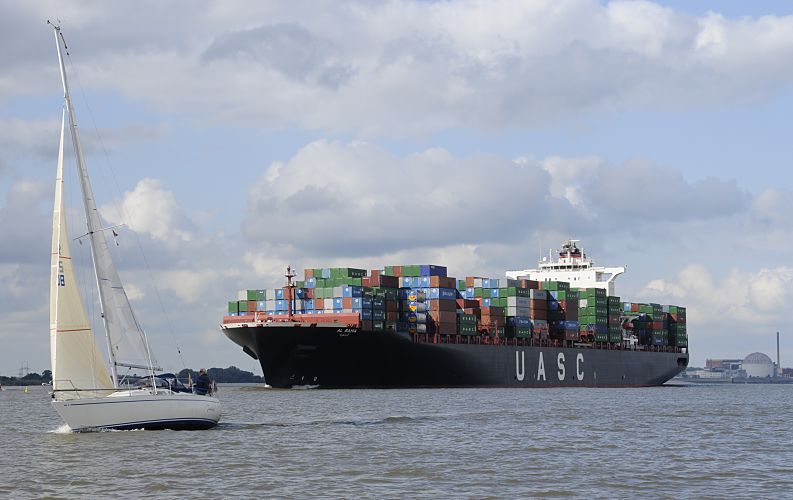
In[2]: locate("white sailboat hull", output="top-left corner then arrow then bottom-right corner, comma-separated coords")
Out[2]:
52,389 -> 221,431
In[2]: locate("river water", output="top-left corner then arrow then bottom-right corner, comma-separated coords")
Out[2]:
1,383 -> 791,498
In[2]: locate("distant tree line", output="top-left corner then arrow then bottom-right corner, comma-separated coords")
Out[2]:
1,370 -> 52,386
1,367 -> 262,386
177,366 -> 263,383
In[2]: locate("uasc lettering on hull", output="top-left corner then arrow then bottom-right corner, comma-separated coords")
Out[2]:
515,350 -> 584,383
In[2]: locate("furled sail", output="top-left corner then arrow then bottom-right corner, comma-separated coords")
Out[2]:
50,109 -> 114,400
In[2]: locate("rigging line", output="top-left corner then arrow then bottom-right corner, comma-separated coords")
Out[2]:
63,49 -> 187,370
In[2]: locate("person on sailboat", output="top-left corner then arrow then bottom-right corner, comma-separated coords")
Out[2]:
194,369 -> 211,396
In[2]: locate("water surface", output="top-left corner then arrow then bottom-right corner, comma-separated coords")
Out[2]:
1,384 -> 791,498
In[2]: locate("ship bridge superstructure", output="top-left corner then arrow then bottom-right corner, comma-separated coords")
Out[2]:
505,239 -> 626,295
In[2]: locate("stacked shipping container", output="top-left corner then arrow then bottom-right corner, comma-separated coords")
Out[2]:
224,267 -> 688,348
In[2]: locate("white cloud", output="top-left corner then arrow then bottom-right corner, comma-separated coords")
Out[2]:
243,140 -> 556,258
155,269 -> 225,304
6,2 -> 793,136
637,264 -> 793,327
101,178 -> 195,243
0,178 -> 50,264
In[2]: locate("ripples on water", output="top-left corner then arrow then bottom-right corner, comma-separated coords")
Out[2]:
1,384 -> 792,498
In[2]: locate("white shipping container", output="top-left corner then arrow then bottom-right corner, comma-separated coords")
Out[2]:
265,289 -> 277,300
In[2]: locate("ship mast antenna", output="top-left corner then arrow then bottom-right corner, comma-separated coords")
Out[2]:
285,265 -> 296,320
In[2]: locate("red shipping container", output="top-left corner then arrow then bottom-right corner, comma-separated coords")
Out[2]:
433,322 -> 457,335
342,298 -> 353,308
247,300 -> 257,312
370,269 -> 382,278
480,315 -> 504,327
386,311 -> 398,321
520,280 -> 539,290
428,300 -> 456,312
370,274 -> 399,288
429,276 -> 457,288
429,311 -> 457,323
529,310 -> 548,320
304,268 -> 314,279
362,277 -> 371,287
456,299 -> 479,309
481,306 -> 504,316
392,266 -> 403,277
314,298 -> 325,309
530,299 -> 548,310
464,308 -> 481,317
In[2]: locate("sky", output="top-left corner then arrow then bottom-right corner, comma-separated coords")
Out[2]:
1,0 -> 793,375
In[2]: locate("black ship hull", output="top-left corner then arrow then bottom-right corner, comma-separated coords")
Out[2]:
223,324 -> 688,388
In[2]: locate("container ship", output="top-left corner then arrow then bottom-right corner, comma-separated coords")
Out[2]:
221,240 -> 689,388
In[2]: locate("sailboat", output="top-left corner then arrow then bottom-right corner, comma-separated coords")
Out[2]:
49,23 -> 221,431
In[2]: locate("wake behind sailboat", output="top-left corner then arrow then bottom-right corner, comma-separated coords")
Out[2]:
49,23 -> 220,431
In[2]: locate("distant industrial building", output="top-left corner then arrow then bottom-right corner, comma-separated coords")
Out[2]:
683,333 -> 789,382
687,352 -> 783,381
742,352 -> 775,378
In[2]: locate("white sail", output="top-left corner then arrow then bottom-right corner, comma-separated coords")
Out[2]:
54,28 -> 158,383
50,109 -> 114,400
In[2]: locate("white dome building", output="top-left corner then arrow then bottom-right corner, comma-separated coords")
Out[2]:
742,352 -> 775,378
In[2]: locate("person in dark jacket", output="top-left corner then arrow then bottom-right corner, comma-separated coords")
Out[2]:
194,368 -> 210,396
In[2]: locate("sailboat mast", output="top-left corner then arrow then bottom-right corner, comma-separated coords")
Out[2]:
52,24 -> 120,387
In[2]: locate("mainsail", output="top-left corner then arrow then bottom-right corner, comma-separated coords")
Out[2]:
54,26 -> 158,386
50,109 -> 114,400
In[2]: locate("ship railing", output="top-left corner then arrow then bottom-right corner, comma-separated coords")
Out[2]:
410,332 -> 684,353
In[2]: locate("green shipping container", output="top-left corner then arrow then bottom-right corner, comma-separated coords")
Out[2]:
228,301 -> 239,314
458,324 -> 477,335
